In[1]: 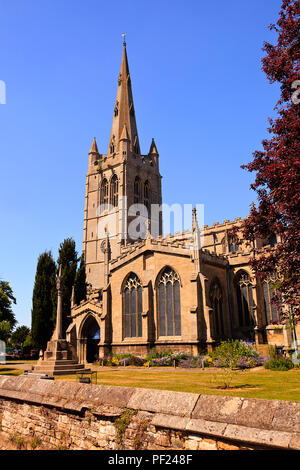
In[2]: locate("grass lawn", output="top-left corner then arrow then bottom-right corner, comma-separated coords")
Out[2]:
1,365 -> 299,401
0,367 -> 23,376
55,367 -> 300,402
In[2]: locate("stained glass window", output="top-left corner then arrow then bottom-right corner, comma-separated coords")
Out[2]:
123,274 -> 143,338
263,275 -> 281,324
157,268 -> 181,337
235,271 -> 255,327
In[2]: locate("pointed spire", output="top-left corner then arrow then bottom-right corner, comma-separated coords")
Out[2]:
149,138 -> 158,155
108,42 -> 140,154
89,137 -> 99,154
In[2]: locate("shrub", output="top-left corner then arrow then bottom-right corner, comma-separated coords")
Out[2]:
9,434 -> 26,450
145,349 -> 188,367
209,340 -> 262,370
102,353 -> 144,367
30,436 -> 42,450
264,357 -> 294,371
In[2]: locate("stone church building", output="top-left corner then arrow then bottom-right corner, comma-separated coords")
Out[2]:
66,42 -> 291,363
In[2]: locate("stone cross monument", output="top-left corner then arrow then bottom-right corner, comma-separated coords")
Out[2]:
55,264 -> 64,340
33,265 -> 90,376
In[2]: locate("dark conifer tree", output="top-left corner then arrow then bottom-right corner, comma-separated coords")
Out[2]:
74,253 -> 87,305
56,238 -> 78,335
31,251 -> 56,349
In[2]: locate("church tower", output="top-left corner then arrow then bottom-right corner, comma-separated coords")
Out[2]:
83,40 -> 163,290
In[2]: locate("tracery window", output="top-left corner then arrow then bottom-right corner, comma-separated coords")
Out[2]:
157,267 -> 181,337
110,174 -> 118,207
134,176 -> 142,204
228,237 -> 239,252
123,274 -> 143,338
263,275 -> 281,324
210,280 -> 224,338
235,271 -> 255,327
100,178 -> 109,211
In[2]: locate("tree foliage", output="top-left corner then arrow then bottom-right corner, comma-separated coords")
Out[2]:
0,280 -> 17,329
31,251 -> 57,349
241,0 -> 300,316
56,238 -> 78,335
74,253 -> 87,305
11,325 -> 30,347
31,239 -> 87,349
0,321 -> 12,343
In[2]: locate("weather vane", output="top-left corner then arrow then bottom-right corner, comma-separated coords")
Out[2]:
122,33 -> 126,44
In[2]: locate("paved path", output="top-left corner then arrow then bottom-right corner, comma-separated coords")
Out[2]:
2,361 -> 263,374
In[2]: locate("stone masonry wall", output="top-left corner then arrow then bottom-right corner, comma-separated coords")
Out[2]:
0,376 -> 299,450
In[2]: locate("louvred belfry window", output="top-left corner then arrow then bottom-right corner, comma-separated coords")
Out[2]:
123,274 -> 143,338
157,267 -> 181,337
110,174 -> 118,208
100,178 -> 109,211
144,181 -> 151,215
134,176 -> 142,204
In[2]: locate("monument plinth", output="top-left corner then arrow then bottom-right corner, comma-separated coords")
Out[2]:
34,266 -> 90,376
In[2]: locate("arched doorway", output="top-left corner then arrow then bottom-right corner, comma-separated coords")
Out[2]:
81,316 -> 100,363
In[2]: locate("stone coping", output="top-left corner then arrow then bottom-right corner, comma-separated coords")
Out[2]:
0,375 -> 299,449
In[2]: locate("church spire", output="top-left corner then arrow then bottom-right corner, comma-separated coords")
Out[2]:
108,41 -> 140,155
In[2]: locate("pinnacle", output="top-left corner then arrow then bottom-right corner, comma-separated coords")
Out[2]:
89,137 -> 99,154
149,138 -> 158,155
192,207 -> 199,232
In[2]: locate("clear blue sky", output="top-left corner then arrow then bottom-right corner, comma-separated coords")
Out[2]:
0,0 -> 282,328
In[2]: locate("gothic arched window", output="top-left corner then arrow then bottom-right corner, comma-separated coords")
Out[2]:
228,237 -> 239,252
134,176 -> 142,204
263,275 -> 281,324
235,271 -> 255,327
157,267 -> 181,337
210,279 -> 224,338
110,174 -> 118,208
144,181 -> 151,215
100,178 -> 109,211
123,274 -> 143,338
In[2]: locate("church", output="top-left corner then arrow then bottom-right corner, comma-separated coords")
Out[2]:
66,41 -> 292,363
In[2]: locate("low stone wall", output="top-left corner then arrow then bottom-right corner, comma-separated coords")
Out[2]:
0,375 -> 299,450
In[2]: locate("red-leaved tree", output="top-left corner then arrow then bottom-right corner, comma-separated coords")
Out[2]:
241,0 -> 300,318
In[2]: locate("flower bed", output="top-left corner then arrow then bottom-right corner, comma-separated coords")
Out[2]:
94,341 -> 267,370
